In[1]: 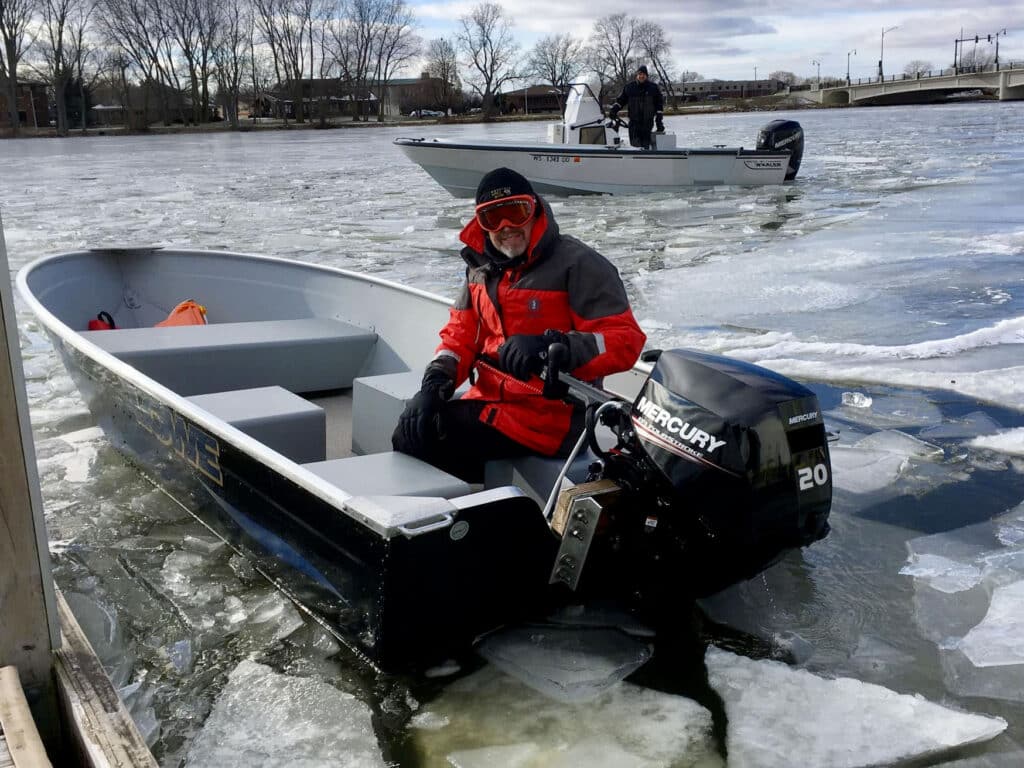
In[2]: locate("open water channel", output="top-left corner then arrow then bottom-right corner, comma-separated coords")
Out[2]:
3,99 -> 1024,766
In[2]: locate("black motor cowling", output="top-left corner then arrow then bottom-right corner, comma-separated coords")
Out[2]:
757,119 -> 804,181
610,349 -> 830,599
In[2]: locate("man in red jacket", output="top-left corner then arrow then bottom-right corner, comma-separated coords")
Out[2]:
392,167 -> 646,482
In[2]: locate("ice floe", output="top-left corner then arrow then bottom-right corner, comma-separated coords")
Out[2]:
706,646 -> 1006,768
409,664 -> 718,768
902,501 -> 1024,701
185,659 -> 385,767
475,624 -> 653,702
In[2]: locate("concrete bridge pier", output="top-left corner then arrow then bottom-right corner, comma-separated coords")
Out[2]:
999,71 -> 1024,100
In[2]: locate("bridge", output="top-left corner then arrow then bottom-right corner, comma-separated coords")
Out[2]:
807,65 -> 1024,106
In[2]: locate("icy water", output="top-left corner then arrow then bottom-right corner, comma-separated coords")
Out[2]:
3,101 -> 1024,766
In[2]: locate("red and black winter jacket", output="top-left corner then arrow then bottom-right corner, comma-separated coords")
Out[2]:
426,198 -> 647,455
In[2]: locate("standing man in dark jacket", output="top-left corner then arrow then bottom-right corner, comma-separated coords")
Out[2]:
392,167 -> 646,482
609,65 -> 665,150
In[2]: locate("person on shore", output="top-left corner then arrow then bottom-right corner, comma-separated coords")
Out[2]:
609,65 -> 665,150
392,167 -> 646,482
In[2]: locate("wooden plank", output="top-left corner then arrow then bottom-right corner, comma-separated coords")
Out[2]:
0,211 -> 60,747
1,734 -> 15,768
53,591 -> 158,768
0,666 -> 52,768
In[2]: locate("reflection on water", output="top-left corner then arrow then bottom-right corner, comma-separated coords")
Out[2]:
4,100 -> 1024,765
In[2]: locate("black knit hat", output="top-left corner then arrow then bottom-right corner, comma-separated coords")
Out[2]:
475,167 -> 535,205
636,65 -> 649,75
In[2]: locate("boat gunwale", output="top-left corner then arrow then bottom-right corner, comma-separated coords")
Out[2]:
392,136 -> 791,160
15,247 -> 466,527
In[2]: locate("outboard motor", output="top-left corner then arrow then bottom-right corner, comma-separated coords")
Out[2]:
757,119 -> 804,181
562,348 -> 831,606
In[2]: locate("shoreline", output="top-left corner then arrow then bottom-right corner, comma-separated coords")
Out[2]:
3,93 -> 1000,139
0,95 -> 820,139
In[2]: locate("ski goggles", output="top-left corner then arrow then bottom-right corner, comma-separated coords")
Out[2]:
475,194 -> 536,232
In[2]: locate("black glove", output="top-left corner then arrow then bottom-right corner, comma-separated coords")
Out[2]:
498,330 -> 569,381
392,371 -> 453,454
498,334 -> 550,380
608,106 -> 619,120
655,115 -> 665,132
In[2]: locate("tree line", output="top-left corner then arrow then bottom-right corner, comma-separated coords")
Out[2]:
1,0 -> 701,137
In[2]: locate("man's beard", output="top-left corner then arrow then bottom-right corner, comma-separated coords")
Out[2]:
494,239 -> 528,260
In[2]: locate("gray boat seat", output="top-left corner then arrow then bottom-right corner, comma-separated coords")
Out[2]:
82,318 -> 377,396
352,371 -> 470,456
484,450 -> 597,508
187,386 -> 326,463
302,451 -> 471,499
351,371 -> 422,455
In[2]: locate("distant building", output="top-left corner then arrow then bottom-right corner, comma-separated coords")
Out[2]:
0,79 -> 49,129
386,72 -> 459,115
501,85 -> 568,114
669,79 -> 785,105
243,73 -> 457,120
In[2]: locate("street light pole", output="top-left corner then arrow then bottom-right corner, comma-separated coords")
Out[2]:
811,59 -> 821,89
879,25 -> 898,81
994,28 -> 1008,68
847,49 -> 856,85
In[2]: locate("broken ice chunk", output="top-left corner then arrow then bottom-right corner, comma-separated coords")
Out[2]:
920,411 -> 1002,440
410,665 -> 718,768
475,624 -> 653,703
447,743 -> 539,768
854,429 -> 943,460
841,392 -> 872,408
957,580 -> 1024,667
185,659 -> 385,767
900,553 -> 984,594
706,646 -> 1006,768
971,427 -> 1024,457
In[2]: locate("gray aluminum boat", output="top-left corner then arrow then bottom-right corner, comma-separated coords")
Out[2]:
18,246 -> 832,669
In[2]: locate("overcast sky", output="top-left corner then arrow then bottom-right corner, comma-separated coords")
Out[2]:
408,0 -> 1021,83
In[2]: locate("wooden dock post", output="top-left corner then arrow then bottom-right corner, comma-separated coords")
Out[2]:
0,212 -> 62,749
1,213 -> 159,768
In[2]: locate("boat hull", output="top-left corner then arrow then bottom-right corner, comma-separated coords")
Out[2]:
20,249 -> 559,670
394,138 -> 792,196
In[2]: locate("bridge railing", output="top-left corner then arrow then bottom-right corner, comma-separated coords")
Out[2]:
840,61 -> 1023,88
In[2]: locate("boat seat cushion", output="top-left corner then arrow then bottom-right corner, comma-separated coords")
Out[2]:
484,451 -> 596,508
351,371 -> 470,456
82,318 -> 377,396
302,451 -> 471,499
187,386 -> 326,464
351,371 -> 423,455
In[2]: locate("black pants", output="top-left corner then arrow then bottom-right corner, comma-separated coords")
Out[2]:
395,399 -> 581,483
629,122 -> 654,150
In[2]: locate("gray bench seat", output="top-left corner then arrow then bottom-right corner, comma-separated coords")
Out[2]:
82,318 -> 377,396
303,451 -> 471,499
187,386 -> 326,463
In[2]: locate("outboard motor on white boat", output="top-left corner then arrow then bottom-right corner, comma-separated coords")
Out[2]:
548,347 -> 831,609
757,119 -> 804,181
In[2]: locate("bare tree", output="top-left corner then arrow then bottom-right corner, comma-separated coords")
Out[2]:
956,46 -> 992,71
425,35 -> 458,110
212,0 -> 249,127
527,33 -> 583,109
96,0 -> 170,126
634,19 -> 673,104
903,59 -> 933,77
253,0 -> 311,122
0,0 -> 37,134
65,0 -> 98,131
333,0 -> 384,121
456,1 -> 517,120
370,0 -> 418,121
769,70 -> 800,85
588,13 -> 636,101
34,0 -> 75,134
